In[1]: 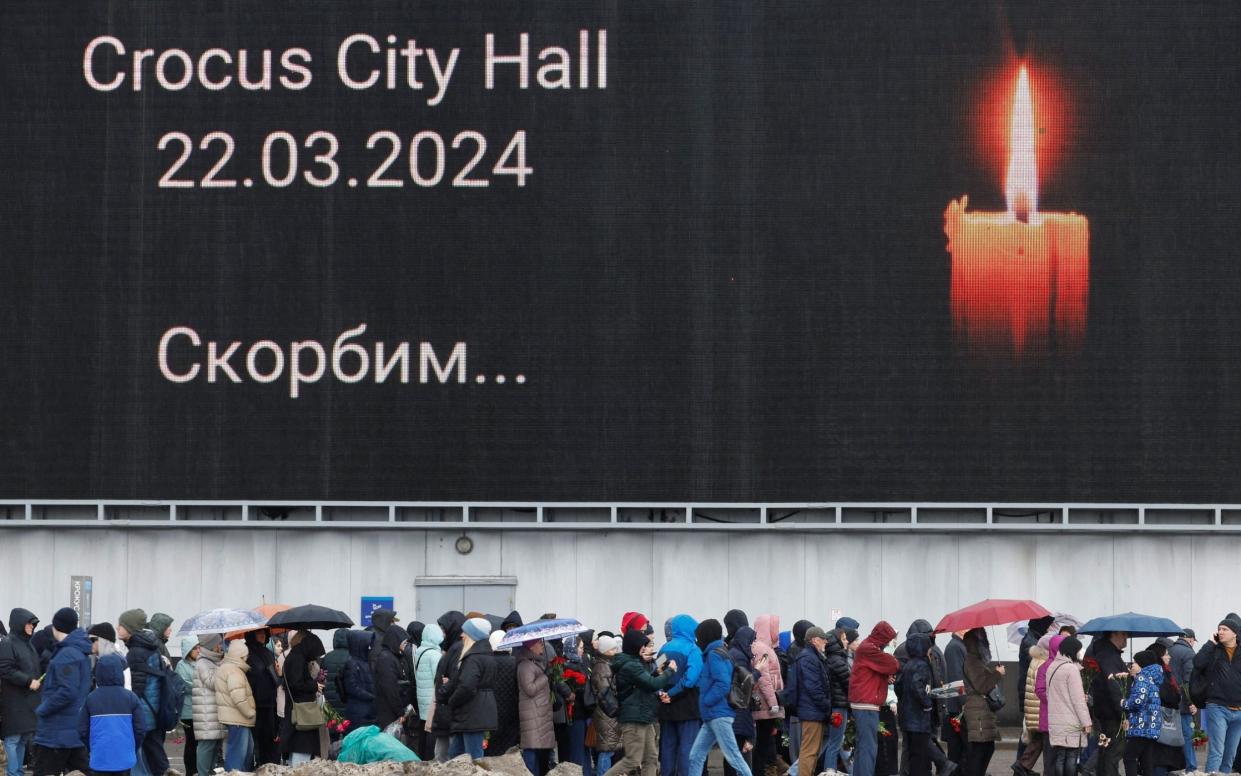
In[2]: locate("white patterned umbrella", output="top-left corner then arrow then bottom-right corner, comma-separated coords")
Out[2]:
177,608 -> 267,636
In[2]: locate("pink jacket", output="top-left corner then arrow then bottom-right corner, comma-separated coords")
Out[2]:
1045,654 -> 1091,748
751,614 -> 784,720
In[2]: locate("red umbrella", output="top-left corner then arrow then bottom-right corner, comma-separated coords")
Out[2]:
934,598 -> 1051,634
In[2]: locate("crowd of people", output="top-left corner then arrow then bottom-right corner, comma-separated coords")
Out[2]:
3,606 -> 1241,776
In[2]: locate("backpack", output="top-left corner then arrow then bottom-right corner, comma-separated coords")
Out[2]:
136,658 -> 185,732
714,647 -> 756,711
777,658 -> 799,716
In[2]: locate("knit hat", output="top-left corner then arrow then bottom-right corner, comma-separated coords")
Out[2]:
198,633 -> 224,652
835,616 -> 860,630
622,629 -> 649,656
1220,619 -> 1240,637
462,617 -> 491,642
844,628 -> 860,645
805,626 -> 828,642
598,635 -> 622,655
1134,650 -> 1159,668
621,612 -> 650,635
118,608 -> 148,636
695,618 -> 724,650
488,630 -> 508,652
88,622 -> 117,643
52,607 -> 78,634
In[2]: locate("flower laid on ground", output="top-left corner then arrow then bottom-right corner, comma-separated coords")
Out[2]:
831,711 -> 844,728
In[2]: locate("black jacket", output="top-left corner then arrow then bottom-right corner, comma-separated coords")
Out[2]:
728,629 -> 760,741
245,632 -> 279,708
1193,639 -> 1241,708
489,652 -> 521,754
0,608 -> 41,736
1169,637 -> 1196,713
322,629 -> 350,711
374,627 -> 410,729
943,635 -> 967,715
895,633 -> 934,734
441,639 -> 498,733
124,630 -> 163,711
896,620 -> 945,722
785,620 -> 814,667
280,634 -> 325,756
1091,638 -> 1129,723
1018,618 -> 1053,702
823,632 -> 852,709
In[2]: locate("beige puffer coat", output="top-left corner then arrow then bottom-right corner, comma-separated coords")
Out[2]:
590,656 -> 621,752
215,640 -> 256,727
516,647 -> 555,750
1024,645 -> 1048,732
193,646 -> 226,740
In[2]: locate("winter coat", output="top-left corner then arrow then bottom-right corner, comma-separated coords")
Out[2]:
728,628 -> 761,740
244,631 -> 279,709
149,614 -> 175,660
786,620 -> 814,666
849,622 -> 900,710
1045,655 -> 1091,748
1090,638 -> 1129,723
413,622 -> 444,719
443,637 -> 497,733
1169,638 -> 1196,714
34,629 -> 93,748
374,626 -> 410,730
823,632 -> 852,709
1192,638 -> 1241,708
1018,619 -> 1052,702
192,646 -> 225,740
942,634 -> 967,715
280,633 -> 326,756
657,614 -> 703,723
896,619 -> 947,723
590,655 -> 622,752
612,651 -> 676,724
322,629 -> 350,712
698,639 -> 736,722
752,615 -> 784,720
342,630 -> 376,726
125,629 -> 164,732
78,655 -> 146,771
895,633 -> 934,734
1035,635 -> 1066,733
215,640 -> 256,727
961,633 -> 1001,743
176,636 -> 198,720
490,652 -> 521,755
724,610 -> 750,645
794,642 -> 832,721
516,647 -> 555,749
1023,645 -> 1048,731
0,608 -> 42,736
1122,664 -> 1164,740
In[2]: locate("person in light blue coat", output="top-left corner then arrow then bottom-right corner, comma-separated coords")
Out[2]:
414,622 -> 445,720
79,654 -> 148,775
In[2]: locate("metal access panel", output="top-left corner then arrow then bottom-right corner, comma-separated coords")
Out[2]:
414,577 -> 517,623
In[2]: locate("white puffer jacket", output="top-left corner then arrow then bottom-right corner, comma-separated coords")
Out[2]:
193,647 -> 226,740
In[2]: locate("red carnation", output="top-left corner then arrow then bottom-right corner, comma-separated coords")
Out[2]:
831,712 -> 843,728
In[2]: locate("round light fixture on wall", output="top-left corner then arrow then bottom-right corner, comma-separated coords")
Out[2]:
455,534 -> 474,555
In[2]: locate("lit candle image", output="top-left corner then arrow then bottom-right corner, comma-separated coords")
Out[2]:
945,65 -> 1089,356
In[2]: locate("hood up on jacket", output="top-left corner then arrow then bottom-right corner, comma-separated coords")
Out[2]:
332,629 -> 350,651
420,623 -> 445,653
754,615 -> 780,647
381,625 -> 406,656
224,639 -> 249,668
906,619 -> 934,638
347,630 -> 372,660
406,621 -> 425,647
792,620 -> 815,648
500,611 -> 524,630
438,611 -> 465,650
668,614 -> 699,644
731,627 -> 757,661
1047,634 -> 1066,662
180,635 -> 200,660
96,653 -> 127,686
905,632 -> 931,660
1027,616 -> 1056,642
8,607 -> 38,640
724,610 -> 749,641
868,621 -> 898,648
696,619 -> 724,651
149,613 -> 175,642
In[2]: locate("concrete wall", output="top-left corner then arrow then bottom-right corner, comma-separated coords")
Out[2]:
0,527 -> 1229,661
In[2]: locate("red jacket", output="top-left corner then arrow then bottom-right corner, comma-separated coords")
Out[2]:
848,621 -> 901,710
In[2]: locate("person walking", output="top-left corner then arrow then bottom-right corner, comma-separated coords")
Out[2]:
215,639 -> 255,772
0,608 -> 41,776
1013,637 -> 1050,776
1193,619 -> 1241,773
790,627 -> 832,776
600,630 -> 678,776
414,621 -> 444,761
591,635 -> 623,775
517,639 -> 557,776
850,622 -> 902,776
960,628 -> 1003,776
1090,631 -> 1130,776
1013,618 -> 1055,773
342,630 -> 376,728
431,612 -> 466,762
33,609 -> 92,776
784,620 -> 816,765
79,653 -> 147,776
191,636 -> 225,776
896,620 -> 952,776
659,614 -> 704,776
149,615 -> 175,662
1167,630 -> 1196,772
175,637 -> 200,776
443,617 -> 497,760
1121,652 -> 1163,776
942,630 -> 970,771
118,609 -> 170,776
685,619 -> 754,776
724,627 -> 761,776
281,632 -> 326,764
1045,637 -> 1090,776
896,632 -> 936,776
1145,640 -> 1184,776
1034,635 -> 1066,776
751,615 -> 785,776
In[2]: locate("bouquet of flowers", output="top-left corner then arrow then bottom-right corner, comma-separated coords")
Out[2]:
1081,657 -> 1100,695
1193,728 -> 1209,748
949,713 -> 963,734
324,703 -> 352,736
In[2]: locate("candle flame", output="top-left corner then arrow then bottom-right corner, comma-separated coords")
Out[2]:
1006,66 -> 1038,224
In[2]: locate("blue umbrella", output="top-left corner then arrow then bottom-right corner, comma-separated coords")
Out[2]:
177,607 -> 268,636
497,618 -> 588,649
1077,612 -> 1184,637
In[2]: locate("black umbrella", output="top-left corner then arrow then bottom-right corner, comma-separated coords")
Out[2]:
266,604 -> 354,631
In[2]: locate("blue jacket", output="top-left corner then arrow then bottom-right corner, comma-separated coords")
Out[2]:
343,630 -> 377,725
895,633 -> 934,734
78,654 -> 146,771
794,642 -> 832,721
698,640 -> 735,722
1122,664 -> 1164,740
659,615 -> 704,699
34,629 -> 93,748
